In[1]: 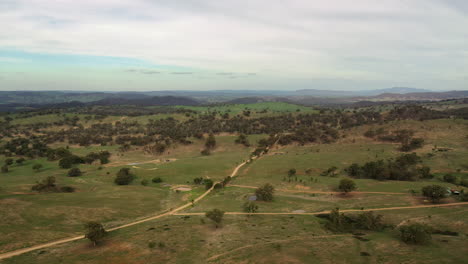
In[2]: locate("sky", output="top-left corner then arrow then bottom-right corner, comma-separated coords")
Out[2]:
0,0 -> 467,91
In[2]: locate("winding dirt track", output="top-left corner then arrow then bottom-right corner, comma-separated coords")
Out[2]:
228,184 -> 407,195
174,202 -> 468,216
0,161 -> 248,261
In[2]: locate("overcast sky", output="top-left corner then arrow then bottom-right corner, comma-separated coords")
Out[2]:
0,0 -> 467,91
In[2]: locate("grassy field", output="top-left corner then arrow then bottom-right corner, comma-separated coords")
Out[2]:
1,110 -> 467,263
2,206 -> 467,264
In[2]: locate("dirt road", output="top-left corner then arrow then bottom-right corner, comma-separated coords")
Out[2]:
174,202 -> 468,216
228,184 -> 407,195
0,161 -> 249,260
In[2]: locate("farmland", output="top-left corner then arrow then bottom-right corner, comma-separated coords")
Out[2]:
0,101 -> 467,263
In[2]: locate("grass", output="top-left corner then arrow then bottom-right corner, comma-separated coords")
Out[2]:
1,115 -> 467,262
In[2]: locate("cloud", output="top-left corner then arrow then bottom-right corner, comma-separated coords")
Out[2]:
0,0 -> 466,90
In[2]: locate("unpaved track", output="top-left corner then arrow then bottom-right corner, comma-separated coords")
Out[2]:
174,202 -> 468,216
0,161 -> 249,260
228,184 -> 407,195
206,234 -> 351,262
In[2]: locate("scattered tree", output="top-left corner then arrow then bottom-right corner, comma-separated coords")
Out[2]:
114,168 -> 134,185
338,178 -> 357,193
32,163 -> 43,172
399,223 -> 432,244
67,168 -> 82,177
84,221 -> 107,246
421,185 -> 446,203
442,174 -> 457,184
243,201 -> 258,214
205,209 -> 225,228
255,183 -> 275,201
288,168 -> 296,177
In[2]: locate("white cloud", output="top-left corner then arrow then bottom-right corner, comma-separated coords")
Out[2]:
0,0 -> 467,90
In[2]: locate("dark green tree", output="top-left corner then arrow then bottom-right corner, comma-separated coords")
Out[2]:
84,221 -> 107,246
114,168 -> 134,185
205,209 -> 225,228
255,183 -> 275,201
338,178 -> 357,193
399,223 -> 432,244
421,185 -> 446,203
67,168 -> 82,177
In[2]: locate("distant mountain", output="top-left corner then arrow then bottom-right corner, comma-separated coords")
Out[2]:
294,87 -> 433,97
91,96 -> 201,106
359,87 -> 432,96
358,90 -> 468,101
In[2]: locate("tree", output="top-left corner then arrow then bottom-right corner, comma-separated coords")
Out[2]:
338,178 -> 357,193
32,163 -> 43,172
288,168 -> 296,177
205,209 -> 225,228
243,201 -> 258,214
204,179 -> 214,190
442,174 -> 457,184
59,155 -> 83,169
255,183 -> 275,201
399,223 -> 432,244
67,168 -> 82,177
205,133 -> 216,149
421,185 -> 446,203
84,221 -> 107,246
114,168 -> 134,185
152,177 -> 163,183
4,158 -> 13,166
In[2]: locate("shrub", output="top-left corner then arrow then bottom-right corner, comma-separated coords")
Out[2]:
255,183 -> 275,201
421,185 -> 446,203
205,209 -> 224,228
67,168 -> 82,177
442,174 -> 457,184
1,165 -> 8,173
60,186 -> 76,193
338,178 -> 357,193
32,163 -> 43,172
460,179 -> 468,187
204,179 -> 214,190
141,179 -> 149,186
114,168 -> 134,185
4,158 -> 13,166
399,223 -> 432,244
84,222 -> 107,246
152,177 -> 163,183
16,158 -> 26,165
200,149 -> 211,156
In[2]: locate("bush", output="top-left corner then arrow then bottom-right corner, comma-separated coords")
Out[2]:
204,179 -> 214,190
67,168 -> 82,177
1,165 -> 8,173
421,185 -> 446,203
442,174 -> 457,184
16,158 -> 26,165
31,176 -> 58,192
141,179 -> 149,186
152,177 -> 163,183
255,183 -> 275,201
60,186 -> 76,193
32,163 -> 43,172
114,168 -> 134,185
460,179 -> 468,187
399,223 -> 432,244
205,209 -> 224,228
338,178 -> 357,193
4,158 -> 13,166
200,149 -> 211,156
